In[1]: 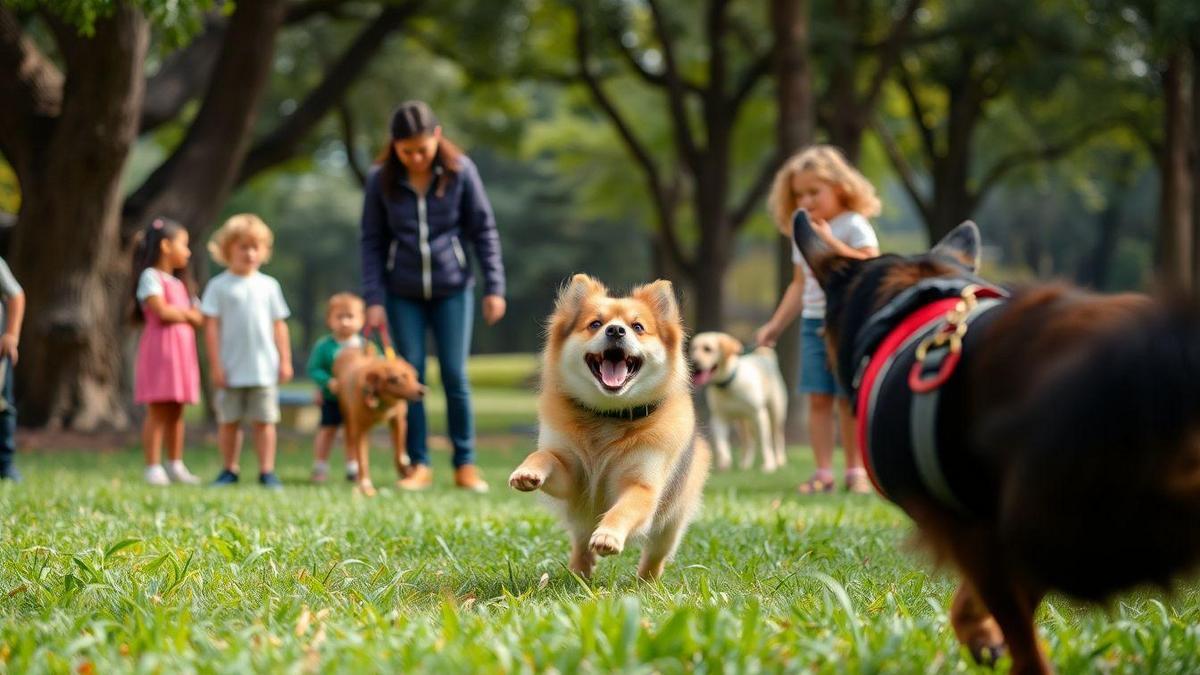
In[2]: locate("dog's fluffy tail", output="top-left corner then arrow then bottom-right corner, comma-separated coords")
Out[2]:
996,301 -> 1200,601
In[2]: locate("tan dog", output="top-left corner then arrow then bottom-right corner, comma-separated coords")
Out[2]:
689,332 -> 788,473
332,345 -> 425,496
509,274 -> 711,581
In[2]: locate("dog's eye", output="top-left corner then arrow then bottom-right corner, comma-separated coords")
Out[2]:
588,320 -> 602,331
702,345 -> 711,352
632,322 -> 645,334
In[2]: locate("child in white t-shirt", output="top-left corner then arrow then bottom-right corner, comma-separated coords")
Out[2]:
201,214 -> 292,489
756,145 -> 881,495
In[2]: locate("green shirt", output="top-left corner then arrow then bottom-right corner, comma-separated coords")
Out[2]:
306,334 -> 364,400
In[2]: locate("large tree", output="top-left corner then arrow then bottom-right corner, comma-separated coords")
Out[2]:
0,0 -> 420,429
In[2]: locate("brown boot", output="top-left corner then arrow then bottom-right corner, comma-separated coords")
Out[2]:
454,465 -> 489,493
397,464 -> 433,491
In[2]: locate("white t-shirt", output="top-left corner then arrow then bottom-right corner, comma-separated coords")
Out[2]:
200,271 -> 291,387
791,211 -> 879,319
136,268 -> 165,302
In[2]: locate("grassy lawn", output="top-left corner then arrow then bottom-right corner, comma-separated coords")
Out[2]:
3,379 -> 1199,672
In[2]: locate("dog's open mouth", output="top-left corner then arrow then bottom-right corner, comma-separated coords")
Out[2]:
586,348 -> 643,391
691,366 -> 717,386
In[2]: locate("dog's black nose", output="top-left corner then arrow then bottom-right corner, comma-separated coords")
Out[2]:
606,324 -> 626,339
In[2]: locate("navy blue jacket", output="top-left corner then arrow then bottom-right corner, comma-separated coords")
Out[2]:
360,155 -> 505,305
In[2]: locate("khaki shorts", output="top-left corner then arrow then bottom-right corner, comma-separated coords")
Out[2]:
215,386 -> 280,424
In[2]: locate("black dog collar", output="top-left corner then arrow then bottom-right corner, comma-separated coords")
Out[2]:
714,363 -> 739,388
572,399 -> 661,421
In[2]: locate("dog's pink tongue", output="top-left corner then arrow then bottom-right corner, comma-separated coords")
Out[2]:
600,359 -> 628,388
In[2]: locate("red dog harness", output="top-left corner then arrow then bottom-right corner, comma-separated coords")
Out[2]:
854,284 -> 1006,514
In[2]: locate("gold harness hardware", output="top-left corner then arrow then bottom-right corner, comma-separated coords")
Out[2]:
914,284 -> 981,362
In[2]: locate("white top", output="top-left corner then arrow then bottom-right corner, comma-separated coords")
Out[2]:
136,268 -> 165,302
791,211 -> 878,319
200,271 -> 291,387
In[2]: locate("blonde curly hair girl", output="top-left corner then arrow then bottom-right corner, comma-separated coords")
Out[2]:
766,145 -> 881,235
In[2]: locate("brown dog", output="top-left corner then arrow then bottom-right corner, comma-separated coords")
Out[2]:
332,345 -> 425,495
793,211 -> 1200,674
509,274 -> 711,581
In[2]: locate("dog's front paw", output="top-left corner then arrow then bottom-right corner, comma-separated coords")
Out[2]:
508,468 -> 545,492
589,528 -> 625,557
968,641 -> 1006,666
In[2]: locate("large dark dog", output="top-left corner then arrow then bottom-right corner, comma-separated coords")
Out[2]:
793,210 -> 1200,673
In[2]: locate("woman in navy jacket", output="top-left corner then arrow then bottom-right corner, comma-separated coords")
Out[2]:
361,101 -> 506,492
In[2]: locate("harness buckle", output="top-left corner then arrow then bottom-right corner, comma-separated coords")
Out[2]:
908,285 -> 980,393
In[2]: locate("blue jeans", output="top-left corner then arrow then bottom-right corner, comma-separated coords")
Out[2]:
0,357 -> 15,474
386,289 -> 475,467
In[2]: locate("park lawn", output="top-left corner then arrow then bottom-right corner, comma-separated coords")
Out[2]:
2,387 -> 1200,672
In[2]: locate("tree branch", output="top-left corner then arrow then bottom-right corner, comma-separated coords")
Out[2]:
235,2 -> 418,185
871,116 -> 933,224
897,61 -> 937,164
602,17 -> 706,94
973,119 -> 1120,205
338,100 -> 368,187
139,15 -> 226,133
730,151 -> 783,230
285,0 -> 360,24
730,49 -> 771,109
646,0 -> 701,166
121,0 -> 290,237
0,7 -> 63,171
573,4 -> 695,276
860,0 -> 921,110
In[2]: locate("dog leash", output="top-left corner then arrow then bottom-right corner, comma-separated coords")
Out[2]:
364,324 -> 398,361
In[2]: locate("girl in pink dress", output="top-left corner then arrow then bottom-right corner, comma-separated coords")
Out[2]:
132,218 -> 204,486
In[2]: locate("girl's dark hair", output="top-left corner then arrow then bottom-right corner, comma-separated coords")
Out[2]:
376,100 -> 463,199
130,217 -> 195,323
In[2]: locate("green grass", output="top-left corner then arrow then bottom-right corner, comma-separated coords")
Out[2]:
3,391 -> 1199,672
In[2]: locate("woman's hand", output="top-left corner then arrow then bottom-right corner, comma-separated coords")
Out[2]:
0,334 -> 18,365
366,305 -> 387,330
279,361 -> 294,384
482,295 -> 506,326
755,322 -> 780,349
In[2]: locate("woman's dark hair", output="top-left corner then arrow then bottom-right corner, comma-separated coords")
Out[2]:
376,100 -> 463,199
130,217 -> 195,323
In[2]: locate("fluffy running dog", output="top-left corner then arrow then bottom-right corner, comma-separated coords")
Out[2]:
509,274 -> 711,580
792,209 -> 1200,674
689,332 -> 788,472
332,345 -> 425,496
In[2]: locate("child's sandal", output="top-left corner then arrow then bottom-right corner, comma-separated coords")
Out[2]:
797,475 -> 836,495
845,472 -> 873,494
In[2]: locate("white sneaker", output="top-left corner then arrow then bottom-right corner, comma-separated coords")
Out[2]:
164,462 -> 202,485
145,465 -> 171,486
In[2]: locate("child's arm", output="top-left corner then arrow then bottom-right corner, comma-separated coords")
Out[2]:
756,265 -> 806,348
274,319 -> 293,384
144,295 -> 200,325
1,290 -> 24,364
306,341 -> 332,392
811,217 -> 880,260
205,316 -> 225,389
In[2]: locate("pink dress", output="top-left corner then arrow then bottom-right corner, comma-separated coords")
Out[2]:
134,271 -> 201,404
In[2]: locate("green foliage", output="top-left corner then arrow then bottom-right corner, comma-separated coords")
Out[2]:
3,0 -> 218,44
2,438 -> 1199,672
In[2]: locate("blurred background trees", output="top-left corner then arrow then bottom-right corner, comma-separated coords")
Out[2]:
1,0 -> 1197,429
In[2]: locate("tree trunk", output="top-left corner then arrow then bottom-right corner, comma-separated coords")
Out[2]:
8,6 -> 149,429
691,163 -> 731,332
1159,48 -> 1194,291
772,0 -> 812,441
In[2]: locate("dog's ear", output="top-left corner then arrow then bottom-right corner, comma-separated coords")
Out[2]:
931,220 -> 981,272
632,279 -> 680,328
792,209 -> 840,287
365,370 -> 381,389
718,334 -> 743,360
551,274 -> 607,337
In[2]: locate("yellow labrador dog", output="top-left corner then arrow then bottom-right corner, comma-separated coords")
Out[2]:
689,332 -> 788,472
